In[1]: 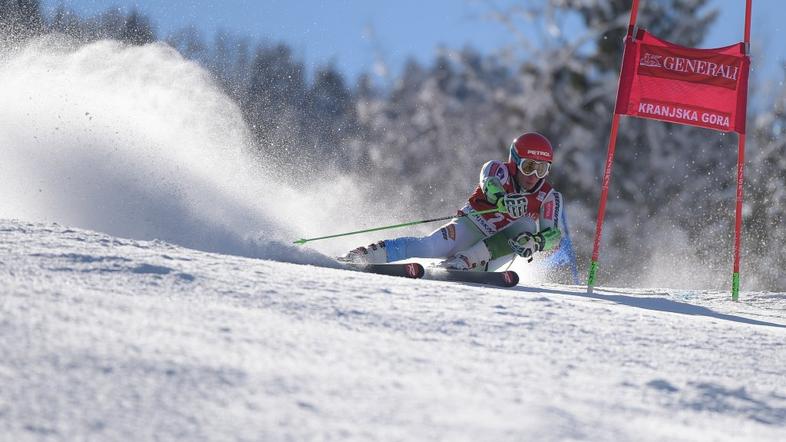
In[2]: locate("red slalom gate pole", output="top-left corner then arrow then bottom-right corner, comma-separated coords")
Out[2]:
587,115 -> 621,293
627,0 -> 641,34
744,0 -> 752,43
732,134 -> 746,301
732,0 -> 752,301
586,0 -> 639,293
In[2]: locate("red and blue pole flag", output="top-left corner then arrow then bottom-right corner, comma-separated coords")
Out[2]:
587,0 -> 752,301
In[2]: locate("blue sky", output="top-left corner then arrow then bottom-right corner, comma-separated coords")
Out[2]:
42,1 -> 784,82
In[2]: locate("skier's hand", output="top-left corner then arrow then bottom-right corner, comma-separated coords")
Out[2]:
482,176 -> 505,205
538,227 -> 562,252
508,232 -> 544,262
500,193 -> 527,218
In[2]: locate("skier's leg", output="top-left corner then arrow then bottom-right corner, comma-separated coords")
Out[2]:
341,217 -> 484,264
436,217 -> 501,271
440,218 -> 539,271
438,238 -> 495,271
482,218 -> 538,263
340,240 -> 390,264
384,217 -> 485,261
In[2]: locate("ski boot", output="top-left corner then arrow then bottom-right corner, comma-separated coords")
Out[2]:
437,240 -> 491,272
339,241 -> 389,264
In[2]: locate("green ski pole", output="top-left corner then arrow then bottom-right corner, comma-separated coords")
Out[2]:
293,208 -> 501,245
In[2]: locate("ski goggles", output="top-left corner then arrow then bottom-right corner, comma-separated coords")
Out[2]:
517,158 -> 551,178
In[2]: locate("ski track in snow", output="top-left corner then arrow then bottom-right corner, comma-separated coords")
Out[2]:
1,219 -> 785,441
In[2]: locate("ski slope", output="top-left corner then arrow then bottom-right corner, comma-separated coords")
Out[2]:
1,37 -> 785,440
2,219 -> 785,441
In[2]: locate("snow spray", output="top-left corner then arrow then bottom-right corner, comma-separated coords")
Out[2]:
0,36 -> 336,266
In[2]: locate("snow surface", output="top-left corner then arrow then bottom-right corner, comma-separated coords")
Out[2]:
1,219 -> 785,441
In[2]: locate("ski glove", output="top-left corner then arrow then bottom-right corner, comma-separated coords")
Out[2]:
508,232 -> 541,262
500,193 -> 527,219
482,177 -> 526,217
482,176 -> 506,205
508,228 -> 562,262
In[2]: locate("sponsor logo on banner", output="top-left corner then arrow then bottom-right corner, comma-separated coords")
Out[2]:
639,53 -> 663,68
636,100 -> 731,131
638,44 -> 741,90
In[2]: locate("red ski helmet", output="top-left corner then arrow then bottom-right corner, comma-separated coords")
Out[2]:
508,132 -> 554,164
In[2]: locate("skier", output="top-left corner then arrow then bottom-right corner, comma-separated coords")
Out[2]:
341,132 -> 564,271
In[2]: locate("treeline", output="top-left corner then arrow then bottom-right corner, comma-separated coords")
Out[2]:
1,0 -> 154,44
4,0 -> 786,289
1,0 -> 354,167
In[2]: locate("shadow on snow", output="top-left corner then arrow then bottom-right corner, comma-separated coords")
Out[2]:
512,285 -> 786,329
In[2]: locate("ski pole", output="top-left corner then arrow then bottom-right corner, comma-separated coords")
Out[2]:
293,208 -> 501,245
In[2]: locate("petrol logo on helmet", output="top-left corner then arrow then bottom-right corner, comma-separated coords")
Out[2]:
527,149 -> 550,157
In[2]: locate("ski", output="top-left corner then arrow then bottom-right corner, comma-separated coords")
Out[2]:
340,261 -> 518,287
423,269 -> 519,287
344,262 -> 425,279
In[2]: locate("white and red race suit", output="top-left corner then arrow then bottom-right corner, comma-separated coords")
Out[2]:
460,160 -> 562,238
375,160 -> 563,265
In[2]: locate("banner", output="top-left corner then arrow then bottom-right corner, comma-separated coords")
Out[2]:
615,29 -> 750,134
588,0 -> 753,301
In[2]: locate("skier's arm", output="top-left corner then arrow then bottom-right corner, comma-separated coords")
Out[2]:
505,191 -> 563,261
478,161 -> 527,218
535,190 -> 563,252
478,161 -> 507,204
